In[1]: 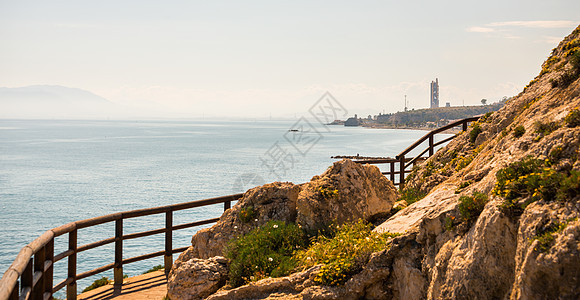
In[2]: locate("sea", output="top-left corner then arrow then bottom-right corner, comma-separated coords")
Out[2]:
0,118 -> 451,294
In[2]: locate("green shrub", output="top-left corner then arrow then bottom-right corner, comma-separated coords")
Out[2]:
469,124 -> 482,143
513,125 -> 525,138
225,221 -> 306,287
480,112 -> 493,123
494,157 -> 579,216
494,157 -> 544,200
444,216 -> 456,231
454,154 -> 475,171
82,276 -> 110,293
557,170 -> 580,202
293,220 -> 395,286
533,218 -> 576,252
455,180 -> 472,194
399,187 -> 427,205
565,108 -> 580,127
549,145 -> 564,161
457,192 -> 488,224
534,121 -> 559,136
143,265 -> 164,274
239,206 -> 256,223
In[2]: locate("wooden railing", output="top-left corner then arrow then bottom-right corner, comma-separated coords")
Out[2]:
0,193 -> 243,300
352,116 -> 480,188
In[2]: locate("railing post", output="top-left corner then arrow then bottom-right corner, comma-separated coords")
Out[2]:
164,209 -> 173,277
399,155 -> 405,189
463,120 -> 468,132
428,134 -> 434,157
224,199 -> 231,211
114,218 -> 123,286
22,258 -> 33,298
67,229 -> 77,300
390,161 -> 395,183
45,238 -> 54,300
33,244 -> 46,300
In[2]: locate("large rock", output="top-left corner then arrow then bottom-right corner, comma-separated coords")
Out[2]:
167,256 -> 229,300
181,182 -> 300,261
510,202 -> 580,299
297,159 -> 398,233
169,159 -> 399,299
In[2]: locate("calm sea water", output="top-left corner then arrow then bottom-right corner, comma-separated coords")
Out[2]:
0,119 -> 449,292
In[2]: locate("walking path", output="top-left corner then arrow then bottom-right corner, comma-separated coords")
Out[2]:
78,270 -> 167,300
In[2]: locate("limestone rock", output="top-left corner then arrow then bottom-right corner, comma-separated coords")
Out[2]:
510,203 -> 580,299
167,256 -> 229,300
297,159 -> 398,233
182,182 -> 300,260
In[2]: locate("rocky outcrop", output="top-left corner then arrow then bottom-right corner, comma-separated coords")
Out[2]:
168,159 -> 398,299
167,256 -> 229,300
297,159 -> 398,233
510,203 -> 580,298
181,182 -> 300,261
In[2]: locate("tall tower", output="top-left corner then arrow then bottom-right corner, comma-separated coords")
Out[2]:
430,78 -> 439,108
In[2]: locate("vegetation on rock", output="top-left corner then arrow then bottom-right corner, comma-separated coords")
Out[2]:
225,220 -> 306,287
293,220 -> 397,286
469,123 -> 483,143
533,218 -> 576,252
398,187 -> 427,205
513,125 -> 526,138
457,192 -> 488,224
565,107 -> 580,127
494,157 -> 580,216
238,206 -> 255,223
143,265 -> 164,274
82,276 -> 110,293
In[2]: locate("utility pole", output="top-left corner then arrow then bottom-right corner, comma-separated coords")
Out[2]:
404,95 -> 408,112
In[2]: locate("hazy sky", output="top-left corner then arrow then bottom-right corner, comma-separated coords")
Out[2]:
1,1 -> 579,119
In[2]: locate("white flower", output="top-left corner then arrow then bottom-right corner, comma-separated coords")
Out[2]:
306,257 -> 311,260
268,257 -> 273,262
255,219 -> 258,222
234,226 -> 238,229
273,224 -> 279,228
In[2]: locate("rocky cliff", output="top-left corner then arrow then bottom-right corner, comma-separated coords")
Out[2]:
168,26 -> 580,299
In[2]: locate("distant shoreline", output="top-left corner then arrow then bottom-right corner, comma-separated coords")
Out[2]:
328,123 -> 461,134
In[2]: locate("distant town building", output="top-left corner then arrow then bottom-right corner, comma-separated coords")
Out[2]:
445,102 -> 450,107
345,114 -> 360,126
430,78 -> 439,108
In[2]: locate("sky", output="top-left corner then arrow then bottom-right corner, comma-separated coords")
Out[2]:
0,0 -> 579,119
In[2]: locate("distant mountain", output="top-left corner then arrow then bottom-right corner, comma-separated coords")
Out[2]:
0,85 -> 119,119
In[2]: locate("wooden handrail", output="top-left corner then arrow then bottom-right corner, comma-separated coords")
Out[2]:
396,116 -> 480,159
0,193 -> 243,300
352,116 -> 481,188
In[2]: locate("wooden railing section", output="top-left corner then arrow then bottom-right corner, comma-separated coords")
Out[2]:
0,194 -> 242,300
352,116 -> 480,188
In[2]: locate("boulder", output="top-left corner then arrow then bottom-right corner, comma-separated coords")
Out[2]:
297,159 -> 398,233
181,182 -> 300,261
167,256 -> 229,300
